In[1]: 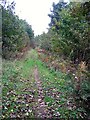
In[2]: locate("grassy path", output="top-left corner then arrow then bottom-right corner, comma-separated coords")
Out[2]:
33,66 -> 52,118
2,49 -> 86,119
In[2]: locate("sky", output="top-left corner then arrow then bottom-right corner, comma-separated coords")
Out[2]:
14,0 -> 69,36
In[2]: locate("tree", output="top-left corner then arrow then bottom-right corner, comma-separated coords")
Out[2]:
48,1 -> 90,65
2,1 -> 34,59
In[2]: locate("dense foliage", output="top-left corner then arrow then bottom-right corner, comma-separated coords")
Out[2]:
1,1 -> 34,59
49,1 -> 90,65
35,1 -> 90,67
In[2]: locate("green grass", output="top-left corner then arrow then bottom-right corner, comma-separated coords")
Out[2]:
34,54 -> 86,119
2,49 -> 87,119
2,50 -> 38,119
37,63 -> 71,118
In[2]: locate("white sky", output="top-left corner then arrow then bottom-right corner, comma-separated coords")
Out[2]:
14,0 -> 69,36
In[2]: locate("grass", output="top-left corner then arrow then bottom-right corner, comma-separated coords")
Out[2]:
35,60 -> 79,119
2,49 -> 87,119
2,49 -> 38,119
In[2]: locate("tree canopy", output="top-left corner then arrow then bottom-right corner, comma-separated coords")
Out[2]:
1,0 -> 34,59
36,1 -> 90,67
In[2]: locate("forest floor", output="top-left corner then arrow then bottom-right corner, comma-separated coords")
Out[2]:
2,49 -> 87,119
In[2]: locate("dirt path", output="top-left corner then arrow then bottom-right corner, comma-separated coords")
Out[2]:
34,66 -> 52,118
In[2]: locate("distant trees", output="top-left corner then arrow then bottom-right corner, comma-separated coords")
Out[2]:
1,0 -> 34,59
34,32 -> 52,51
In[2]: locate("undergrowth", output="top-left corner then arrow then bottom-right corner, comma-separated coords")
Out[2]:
2,49 -> 89,119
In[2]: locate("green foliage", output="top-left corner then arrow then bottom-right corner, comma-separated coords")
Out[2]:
48,1 -> 90,64
34,32 -> 52,51
2,0 -> 90,119
19,19 -> 34,40
2,1 -> 34,59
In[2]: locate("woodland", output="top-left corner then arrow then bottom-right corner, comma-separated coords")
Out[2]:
1,0 -> 90,119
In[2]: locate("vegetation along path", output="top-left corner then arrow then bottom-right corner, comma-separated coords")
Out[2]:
2,1 -> 90,119
2,49 -> 88,119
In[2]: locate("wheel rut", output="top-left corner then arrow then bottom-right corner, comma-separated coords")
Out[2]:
33,66 -> 52,118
